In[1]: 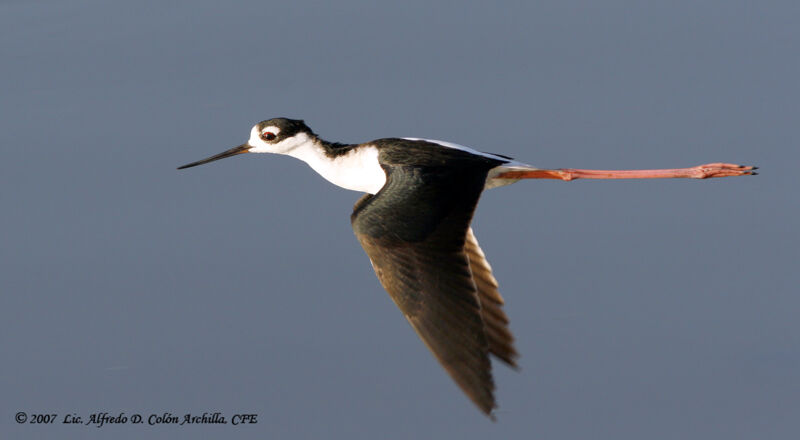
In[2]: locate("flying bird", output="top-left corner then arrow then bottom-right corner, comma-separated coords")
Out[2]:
178,118 -> 755,417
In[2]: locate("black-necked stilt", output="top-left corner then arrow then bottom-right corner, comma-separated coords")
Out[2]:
178,118 -> 755,417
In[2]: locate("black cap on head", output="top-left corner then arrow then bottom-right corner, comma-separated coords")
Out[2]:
256,118 -> 314,142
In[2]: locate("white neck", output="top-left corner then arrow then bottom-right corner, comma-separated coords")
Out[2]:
278,137 -> 387,194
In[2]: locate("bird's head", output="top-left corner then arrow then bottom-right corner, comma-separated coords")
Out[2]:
178,118 -> 314,169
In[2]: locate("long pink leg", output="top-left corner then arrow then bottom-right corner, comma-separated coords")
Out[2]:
497,163 -> 757,181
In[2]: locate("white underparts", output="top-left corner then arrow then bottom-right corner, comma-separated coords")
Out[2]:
289,141 -> 386,194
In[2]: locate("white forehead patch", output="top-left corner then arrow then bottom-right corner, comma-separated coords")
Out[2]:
248,125 -> 259,144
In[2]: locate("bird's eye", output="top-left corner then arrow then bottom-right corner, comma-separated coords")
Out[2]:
261,132 -> 276,141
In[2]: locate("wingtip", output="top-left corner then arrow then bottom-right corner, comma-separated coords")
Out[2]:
474,400 -> 499,421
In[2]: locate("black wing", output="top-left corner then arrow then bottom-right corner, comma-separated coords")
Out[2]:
351,152 -> 510,415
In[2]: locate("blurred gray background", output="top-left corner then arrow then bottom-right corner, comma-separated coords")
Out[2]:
2,1 -> 797,439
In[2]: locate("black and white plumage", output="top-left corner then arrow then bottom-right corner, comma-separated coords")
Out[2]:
179,118 -> 527,415
178,117 -> 756,417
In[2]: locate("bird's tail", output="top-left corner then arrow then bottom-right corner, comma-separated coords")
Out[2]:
485,164 -> 543,188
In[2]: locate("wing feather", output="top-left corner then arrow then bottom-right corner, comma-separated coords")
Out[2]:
465,228 -> 518,367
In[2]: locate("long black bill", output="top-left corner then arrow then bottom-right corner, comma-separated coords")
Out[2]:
177,144 -> 251,170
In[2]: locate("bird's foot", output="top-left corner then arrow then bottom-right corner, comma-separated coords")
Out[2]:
688,163 -> 758,179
